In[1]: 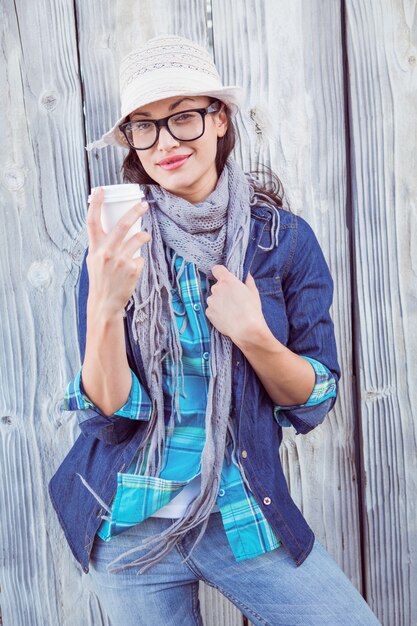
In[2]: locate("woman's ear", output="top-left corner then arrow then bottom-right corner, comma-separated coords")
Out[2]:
215,105 -> 228,138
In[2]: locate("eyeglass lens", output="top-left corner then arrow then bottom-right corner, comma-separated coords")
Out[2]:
125,110 -> 204,149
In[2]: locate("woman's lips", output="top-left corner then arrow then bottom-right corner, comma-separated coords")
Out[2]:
157,155 -> 191,171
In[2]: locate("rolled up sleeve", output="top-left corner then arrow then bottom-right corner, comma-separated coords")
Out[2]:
61,368 -> 152,444
274,356 -> 337,431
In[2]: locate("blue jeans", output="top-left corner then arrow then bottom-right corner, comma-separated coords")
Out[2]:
88,512 -> 381,626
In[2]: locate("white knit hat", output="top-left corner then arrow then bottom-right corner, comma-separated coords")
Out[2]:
86,35 -> 243,151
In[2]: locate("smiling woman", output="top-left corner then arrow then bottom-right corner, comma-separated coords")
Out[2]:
49,34 -> 381,626
122,96 -> 227,202
122,94 -> 242,204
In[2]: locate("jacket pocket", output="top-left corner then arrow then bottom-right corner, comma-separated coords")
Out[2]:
255,276 -> 288,344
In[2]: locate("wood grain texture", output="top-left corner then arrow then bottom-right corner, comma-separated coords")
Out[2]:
0,0 -> 89,625
345,1 -> 417,624
212,0 -> 362,588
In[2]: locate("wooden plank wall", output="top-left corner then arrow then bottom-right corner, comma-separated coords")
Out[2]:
1,1 -> 88,626
0,1 -> 415,625
345,2 -> 417,625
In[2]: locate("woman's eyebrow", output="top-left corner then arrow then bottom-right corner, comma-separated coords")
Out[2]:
130,98 -> 197,119
168,97 -> 196,111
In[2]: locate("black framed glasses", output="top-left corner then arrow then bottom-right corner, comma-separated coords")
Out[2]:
119,101 -> 221,150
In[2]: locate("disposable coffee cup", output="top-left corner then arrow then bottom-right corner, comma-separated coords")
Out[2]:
88,184 -> 144,258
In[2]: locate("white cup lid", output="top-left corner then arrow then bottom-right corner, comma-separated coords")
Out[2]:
88,183 -> 144,203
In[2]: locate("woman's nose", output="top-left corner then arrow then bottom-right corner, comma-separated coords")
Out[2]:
157,126 -> 180,151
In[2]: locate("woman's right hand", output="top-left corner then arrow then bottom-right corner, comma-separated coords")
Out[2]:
85,187 -> 151,316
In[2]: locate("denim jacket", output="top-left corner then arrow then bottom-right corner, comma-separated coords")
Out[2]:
49,205 -> 340,573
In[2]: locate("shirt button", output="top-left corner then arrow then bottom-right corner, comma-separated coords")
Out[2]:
263,497 -> 271,506
193,303 -> 201,312
241,450 -> 248,459
202,352 -> 210,360
218,489 -> 225,497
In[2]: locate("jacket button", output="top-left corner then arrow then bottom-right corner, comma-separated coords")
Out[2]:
263,497 -> 271,505
241,450 -> 248,459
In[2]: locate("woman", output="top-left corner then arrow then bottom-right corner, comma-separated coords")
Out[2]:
50,35 -> 381,626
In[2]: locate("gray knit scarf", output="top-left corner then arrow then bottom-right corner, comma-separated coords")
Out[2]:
108,158 -> 276,574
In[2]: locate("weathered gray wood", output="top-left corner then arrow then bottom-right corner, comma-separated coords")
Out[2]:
0,1 -> 89,625
345,1 -> 417,624
212,0 -> 362,592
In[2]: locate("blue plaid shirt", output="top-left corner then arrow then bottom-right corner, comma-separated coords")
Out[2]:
62,254 -> 336,562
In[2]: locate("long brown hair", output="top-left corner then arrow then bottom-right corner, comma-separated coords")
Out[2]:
121,102 -> 287,209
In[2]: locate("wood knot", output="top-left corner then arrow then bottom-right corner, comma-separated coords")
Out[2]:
3,165 -> 26,191
249,105 -> 273,141
27,259 -> 54,290
41,91 -> 58,110
364,387 -> 392,401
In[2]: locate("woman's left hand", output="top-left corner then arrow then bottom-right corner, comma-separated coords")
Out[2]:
205,265 -> 268,343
